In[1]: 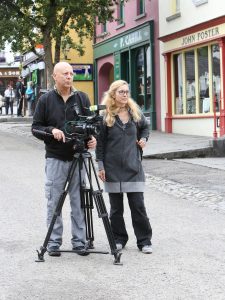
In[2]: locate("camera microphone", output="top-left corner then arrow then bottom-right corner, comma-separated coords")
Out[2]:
87,105 -> 106,112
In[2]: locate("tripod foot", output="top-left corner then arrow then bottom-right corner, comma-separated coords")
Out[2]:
35,248 -> 45,262
113,252 -> 123,266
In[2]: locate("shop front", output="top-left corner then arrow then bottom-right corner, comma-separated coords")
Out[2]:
160,17 -> 225,137
0,67 -> 20,95
93,21 -> 156,129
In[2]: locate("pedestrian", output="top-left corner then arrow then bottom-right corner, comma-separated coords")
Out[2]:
25,81 -> 34,116
0,93 -> 4,114
4,85 -> 15,116
16,76 -> 25,117
32,61 -> 96,256
96,79 -> 153,254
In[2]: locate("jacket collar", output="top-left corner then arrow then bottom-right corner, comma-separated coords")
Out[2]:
54,85 -> 77,97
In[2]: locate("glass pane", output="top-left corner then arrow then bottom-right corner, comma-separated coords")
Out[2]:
185,51 -> 196,114
146,46 -> 151,111
174,53 -> 183,114
212,44 -> 220,112
198,46 -> 209,113
136,48 -> 145,110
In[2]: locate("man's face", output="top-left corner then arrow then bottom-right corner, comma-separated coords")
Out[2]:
53,64 -> 73,90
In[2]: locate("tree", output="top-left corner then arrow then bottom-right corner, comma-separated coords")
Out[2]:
0,0 -> 117,87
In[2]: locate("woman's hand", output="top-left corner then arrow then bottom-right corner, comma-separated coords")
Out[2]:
137,138 -> 146,149
98,169 -> 106,182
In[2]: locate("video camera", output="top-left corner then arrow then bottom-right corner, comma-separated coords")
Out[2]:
65,104 -> 106,151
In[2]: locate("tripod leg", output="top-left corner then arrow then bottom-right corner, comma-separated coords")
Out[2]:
81,188 -> 94,249
36,157 -> 79,262
82,154 -> 122,265
93,190 -> 122,265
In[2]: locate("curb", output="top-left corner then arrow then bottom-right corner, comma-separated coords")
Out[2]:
143,147 -> 214,160
0,117 -> 32,123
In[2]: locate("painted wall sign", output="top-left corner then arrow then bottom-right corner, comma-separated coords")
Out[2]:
114,53 -> 121,80
71,64 -> 93,81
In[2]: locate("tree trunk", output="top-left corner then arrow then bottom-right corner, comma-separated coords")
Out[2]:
43,35 -> 54,89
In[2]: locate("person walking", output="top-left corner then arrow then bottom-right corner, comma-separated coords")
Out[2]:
25,81 -> 34,116
0,94 -> 4,114
4,85 -> 15,116
96,79 -> 152,254
16,76 -> 25,117
32,61 -> 96,256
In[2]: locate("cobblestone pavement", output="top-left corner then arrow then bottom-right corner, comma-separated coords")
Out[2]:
145,173 -> 225,214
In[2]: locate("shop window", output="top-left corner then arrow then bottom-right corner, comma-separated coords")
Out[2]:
135,46 -> 151,111
185,51 -> 196,114
146,46 -> 151,111
174,53 -> 183,114
172,43 -> 220,116
136,48 -> 145,109
137,0 -> 145,15
212,44 -> 221,112
198,46 -> 209,113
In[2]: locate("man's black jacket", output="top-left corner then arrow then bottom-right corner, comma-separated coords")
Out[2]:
32,89 -> 91,161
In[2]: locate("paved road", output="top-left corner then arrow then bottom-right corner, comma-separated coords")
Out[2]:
0,125 -> 225,299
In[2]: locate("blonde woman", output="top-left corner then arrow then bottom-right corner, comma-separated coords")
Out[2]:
96,80 -> 152,254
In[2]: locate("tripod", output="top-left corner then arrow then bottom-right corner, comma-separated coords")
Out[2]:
35,148 -> 122,265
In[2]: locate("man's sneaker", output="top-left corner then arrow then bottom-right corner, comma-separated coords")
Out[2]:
116,243 -> 123,251
47,246 -> 61,257
141,245 -> 152,254
73,245 -> 90,256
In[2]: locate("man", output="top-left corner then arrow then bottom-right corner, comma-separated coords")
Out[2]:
16,76 -> 25,117
4,85 -> 15,115
32,62 -> 96,256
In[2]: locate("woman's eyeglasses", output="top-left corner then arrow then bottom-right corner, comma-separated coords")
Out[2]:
117,90 -> 129,95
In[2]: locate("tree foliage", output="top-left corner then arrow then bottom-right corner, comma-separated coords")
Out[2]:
0,0 -> 117,86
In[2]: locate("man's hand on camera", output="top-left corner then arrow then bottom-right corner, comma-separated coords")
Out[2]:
98,169 -> 106,182
52,128 -> 66,143
87,136 -> 97,149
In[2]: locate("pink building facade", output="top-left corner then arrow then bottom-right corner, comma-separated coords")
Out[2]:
93,0 -> 160,130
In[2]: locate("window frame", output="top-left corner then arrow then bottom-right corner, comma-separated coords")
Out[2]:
172,43 -> 220,116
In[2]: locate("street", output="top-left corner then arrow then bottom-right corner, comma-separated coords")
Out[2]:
0,123 -> 225,300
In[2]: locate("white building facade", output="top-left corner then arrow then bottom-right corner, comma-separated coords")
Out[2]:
159,0 -> 225,137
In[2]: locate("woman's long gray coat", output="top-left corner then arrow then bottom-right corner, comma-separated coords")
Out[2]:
96,114 -> 149,193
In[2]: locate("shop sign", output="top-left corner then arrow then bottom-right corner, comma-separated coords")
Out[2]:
119,30 -> 143,48
94,23 -> 151,59
0,70 -> 20,76
181,27 -> 219,46
163,23 -> 225,53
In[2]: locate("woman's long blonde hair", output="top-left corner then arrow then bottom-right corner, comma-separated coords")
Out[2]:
101,80 -> 141,127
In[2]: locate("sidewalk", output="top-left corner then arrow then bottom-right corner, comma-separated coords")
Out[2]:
144,131 -> 214,159
1,115 -> 225,170
143,131 -> 225,171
